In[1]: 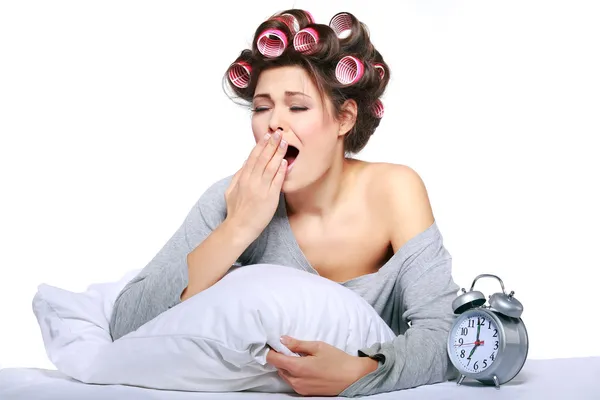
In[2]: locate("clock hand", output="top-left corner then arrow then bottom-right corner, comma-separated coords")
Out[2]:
455,341 -> 485,347
476,319 -> 481,342
467,344 -> 477,359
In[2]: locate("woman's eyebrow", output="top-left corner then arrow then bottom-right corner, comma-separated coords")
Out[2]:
253,93 -> 271,100
284,91 -> 312,98
253,91 -> 312,100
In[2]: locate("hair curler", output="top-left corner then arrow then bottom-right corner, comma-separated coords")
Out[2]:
275,13 -> 300,34
329,12 -> 353,39
257,29 -> 288,58
373,63 -> 385,80
228,61 -> 252,89
293,28 -> 319,55
372,99 -> 384,118
304,10 -> 315,24
335,55 -> 364,85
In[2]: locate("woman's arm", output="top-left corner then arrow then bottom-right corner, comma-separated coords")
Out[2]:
181,216 -> 255,301
108,176 -> 250,341
340,165 -> 460,397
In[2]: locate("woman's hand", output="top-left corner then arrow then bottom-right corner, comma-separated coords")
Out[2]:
266,336 -> 379,396
225,130 -> 288,238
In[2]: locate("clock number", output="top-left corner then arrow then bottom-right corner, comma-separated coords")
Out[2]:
494,341 -> 499,350
468,319 -> 475,328
488,320 -> 492,329
478,316 -> 486,326
474,361 -> 479,370
458,338 -> 464,346
493,329 -> 498,337
490,353 -> 495,361
461,327 -> 468,336
460,350 -> 465,358
483,359 -> 488,368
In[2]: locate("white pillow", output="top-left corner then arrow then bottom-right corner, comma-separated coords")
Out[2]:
33,264 -> 396,393
32,268 -> 141,375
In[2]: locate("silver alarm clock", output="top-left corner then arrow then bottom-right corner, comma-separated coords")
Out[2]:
447,274 -> 529,389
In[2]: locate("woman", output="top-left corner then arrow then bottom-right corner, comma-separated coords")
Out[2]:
109,9 -> 460,397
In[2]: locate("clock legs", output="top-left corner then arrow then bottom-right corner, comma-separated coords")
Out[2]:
493,375 -> 500,389
456,374 -> 501,389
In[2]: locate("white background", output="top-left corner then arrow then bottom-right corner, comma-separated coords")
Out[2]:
1,0 -> 598,370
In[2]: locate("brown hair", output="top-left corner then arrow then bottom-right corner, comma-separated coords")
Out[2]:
223,9 -> 390,155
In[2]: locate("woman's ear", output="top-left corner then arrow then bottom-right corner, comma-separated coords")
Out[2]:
337,99 -> 358,137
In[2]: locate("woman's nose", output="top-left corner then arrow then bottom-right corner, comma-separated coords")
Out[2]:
268,109 -> 287,133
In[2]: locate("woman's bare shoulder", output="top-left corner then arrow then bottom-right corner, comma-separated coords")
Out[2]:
363,161 -> 435,251
360,160 -> 425,195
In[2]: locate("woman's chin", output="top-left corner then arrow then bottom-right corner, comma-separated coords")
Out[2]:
281,177 -> 293,193
281,171 -> 298,193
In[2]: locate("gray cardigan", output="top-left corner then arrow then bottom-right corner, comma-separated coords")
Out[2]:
109,175 -> 460,397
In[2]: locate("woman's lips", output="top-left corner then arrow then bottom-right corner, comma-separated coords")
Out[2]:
285,154 -> 297,172
284,145 -> 299,172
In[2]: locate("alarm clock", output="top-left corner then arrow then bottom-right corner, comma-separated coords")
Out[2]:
447,274 -> 528,389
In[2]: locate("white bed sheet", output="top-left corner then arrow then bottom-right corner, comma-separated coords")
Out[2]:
1,357 -> 599,400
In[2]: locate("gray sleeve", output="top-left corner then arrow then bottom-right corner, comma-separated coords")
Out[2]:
109,176 -> 237,341
339,225 -> 460,397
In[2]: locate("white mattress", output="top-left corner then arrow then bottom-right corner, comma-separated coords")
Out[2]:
1,357 -> 599,400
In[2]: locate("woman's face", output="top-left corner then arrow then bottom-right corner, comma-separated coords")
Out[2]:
251,65 -> 345,192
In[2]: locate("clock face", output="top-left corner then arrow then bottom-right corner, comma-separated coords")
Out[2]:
450,311 -> 501,374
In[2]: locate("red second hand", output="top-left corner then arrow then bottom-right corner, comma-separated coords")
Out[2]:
455,341 -> 485,347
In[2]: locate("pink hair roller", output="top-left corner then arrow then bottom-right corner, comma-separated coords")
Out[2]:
335,55 -> 364,85
257,29 -> 288,58
228,61 -> 251,89
330,12 -> 353,39
372,99 -> 384,118
373,63 -> 385,79
276,13 -> 300,34
304,10 -> 316,24
293,28 -> 319,54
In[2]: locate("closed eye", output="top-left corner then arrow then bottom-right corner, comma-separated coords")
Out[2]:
251,106 -> 308,113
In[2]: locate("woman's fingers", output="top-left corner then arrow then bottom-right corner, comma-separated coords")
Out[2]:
264,135 -> 287,183
243,132 -> 272,181
241,130 -> 287,190
255,131 -> 283,176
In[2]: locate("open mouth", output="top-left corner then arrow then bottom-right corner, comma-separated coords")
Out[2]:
284,145 -> 299,168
